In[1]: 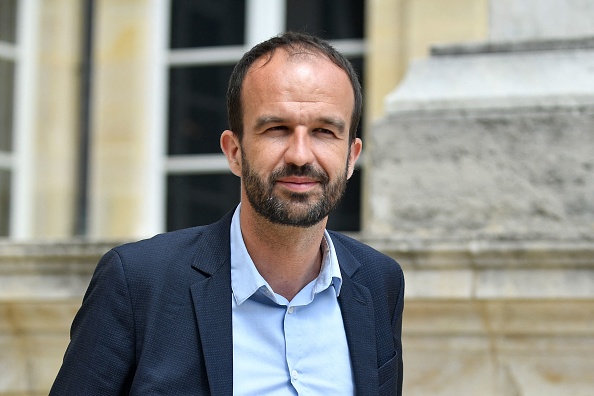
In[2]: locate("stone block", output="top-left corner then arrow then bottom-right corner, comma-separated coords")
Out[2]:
371,42 -> 594,240
0,241 -> 107,395
490,0 -> 594,41
0,335 -> 27,394
402,300 -> 594,395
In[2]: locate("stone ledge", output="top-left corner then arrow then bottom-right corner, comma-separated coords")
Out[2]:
0,239 -> 122,259
360,237 -> 594,300
431,36 -> 594,56
0,240 -> 124,302
385,46 -> 594,113
1,239 -> 593,301
361,237 -> 594,269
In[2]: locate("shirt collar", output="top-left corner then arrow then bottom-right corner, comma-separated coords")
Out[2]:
230,204 -> 343,306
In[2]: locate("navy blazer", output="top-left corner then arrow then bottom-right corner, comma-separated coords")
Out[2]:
50,212 -> 404,395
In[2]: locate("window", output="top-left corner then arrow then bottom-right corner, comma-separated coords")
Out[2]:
0,0 -> 18,236
286,0 -> 365,40
0,0 -> 39,238
165,0 -> 365,231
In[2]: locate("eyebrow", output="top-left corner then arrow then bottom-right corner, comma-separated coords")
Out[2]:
254,115 -> 286,130
319,116 -> 346,134
254,115 -> 346,134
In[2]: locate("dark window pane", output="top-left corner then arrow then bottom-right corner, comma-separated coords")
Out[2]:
286,0 -> 365,40
0,0 -> 17,43
0,59 -> 14,151
167,173 -> 240,231
168,65 -> 233,155
327,167 -> 361,231
328,56 -> 363,231
170,0 -> 245,48
0,170 -> 11,236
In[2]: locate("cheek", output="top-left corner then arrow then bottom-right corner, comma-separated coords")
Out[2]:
245,144 -> 286,170
318,146 -> 350,174
242,151 -> 275,180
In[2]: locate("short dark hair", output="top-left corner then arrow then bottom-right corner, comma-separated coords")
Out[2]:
226,31 -> 362,144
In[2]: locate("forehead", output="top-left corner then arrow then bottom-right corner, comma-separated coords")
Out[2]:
251,46 -> 350,81
241,48 -> 354,108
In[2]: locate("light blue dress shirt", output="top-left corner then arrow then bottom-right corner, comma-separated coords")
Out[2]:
230,205 -> 354,395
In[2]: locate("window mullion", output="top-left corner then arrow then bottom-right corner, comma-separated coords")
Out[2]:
246,0 -> 286,47
0,152 -> 13,169
10,0 -> 39,239
144,0 -> 172,234
0,41 -> 17,60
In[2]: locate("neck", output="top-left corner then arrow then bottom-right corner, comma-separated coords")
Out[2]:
240,203 -> 327,301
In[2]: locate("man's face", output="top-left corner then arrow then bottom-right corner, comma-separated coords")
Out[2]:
227,49 -> 362,227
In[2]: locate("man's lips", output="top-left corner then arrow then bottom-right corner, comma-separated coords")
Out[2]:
275,176 -> 320,192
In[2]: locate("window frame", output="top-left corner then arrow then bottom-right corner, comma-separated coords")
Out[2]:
0,0 -> 39,238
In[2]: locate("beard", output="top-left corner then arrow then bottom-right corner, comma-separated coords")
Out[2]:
241,157 -> 349,228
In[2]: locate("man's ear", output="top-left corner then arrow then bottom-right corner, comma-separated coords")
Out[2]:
347,138 -> 363,179
220,130 -> 242,177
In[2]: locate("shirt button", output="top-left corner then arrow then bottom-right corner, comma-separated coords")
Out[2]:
291,370 -> 299,381
288,306 -> 295,314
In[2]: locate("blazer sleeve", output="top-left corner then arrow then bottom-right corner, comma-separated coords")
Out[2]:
50,249 -> 135,395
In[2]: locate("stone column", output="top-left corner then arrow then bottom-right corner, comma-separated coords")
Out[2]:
88,0 -> 160,239
31,0 -> 81,238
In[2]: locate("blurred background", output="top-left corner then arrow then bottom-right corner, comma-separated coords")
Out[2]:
0,0 -> 593,395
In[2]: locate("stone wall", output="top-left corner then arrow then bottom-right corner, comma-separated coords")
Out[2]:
361,237 -> 594,395
364,14 -> 594,395
1,239 -> 593,395
0,241 -> 114,396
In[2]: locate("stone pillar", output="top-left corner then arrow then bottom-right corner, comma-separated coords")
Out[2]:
367,1 -> 594,394
88,0 -> 160,239
31,0 -> 81,238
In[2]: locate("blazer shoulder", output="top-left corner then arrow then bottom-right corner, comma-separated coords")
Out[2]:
328,231 -> 401,272
108,211 -> 233,277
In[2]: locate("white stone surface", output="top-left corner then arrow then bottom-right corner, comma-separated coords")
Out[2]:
386,47 -> 594,113
490,0 -> 594,41
370,105 -> 594,239
402,300 -> 594,395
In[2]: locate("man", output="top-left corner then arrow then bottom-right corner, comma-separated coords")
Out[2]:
50,32 -> 404,395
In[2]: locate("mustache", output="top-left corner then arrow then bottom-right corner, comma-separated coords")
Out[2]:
270,164 -> 329,184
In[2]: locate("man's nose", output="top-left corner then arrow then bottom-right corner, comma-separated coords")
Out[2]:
284,128 -> 315,167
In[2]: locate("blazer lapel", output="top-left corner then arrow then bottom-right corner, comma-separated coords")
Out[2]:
334,237 -> 379,395
189,214 -> 234,396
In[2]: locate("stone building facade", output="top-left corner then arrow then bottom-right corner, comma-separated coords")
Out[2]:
0,0 -> 593,395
